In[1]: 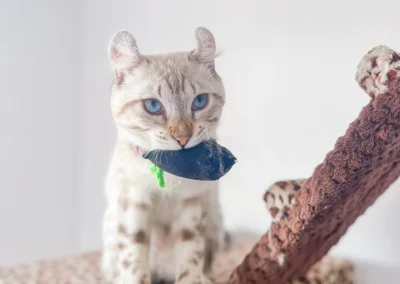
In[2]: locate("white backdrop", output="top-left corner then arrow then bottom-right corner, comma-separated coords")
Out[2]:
0,0 -> 82,265
2,0 -> 400,278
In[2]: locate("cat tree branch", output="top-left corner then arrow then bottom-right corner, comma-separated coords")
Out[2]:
228,46 -> 400,284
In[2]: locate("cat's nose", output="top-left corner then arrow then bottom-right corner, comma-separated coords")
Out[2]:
174,136 -> 191,147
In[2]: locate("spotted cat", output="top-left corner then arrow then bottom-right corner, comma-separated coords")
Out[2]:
102,27 -> 226,284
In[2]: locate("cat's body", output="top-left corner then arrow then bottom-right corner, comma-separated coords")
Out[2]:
103,144 -> 224,283
102,28 -> 226,284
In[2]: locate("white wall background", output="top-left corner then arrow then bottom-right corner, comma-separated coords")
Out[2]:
2,0 -> 400,280
0,0 -> 82,265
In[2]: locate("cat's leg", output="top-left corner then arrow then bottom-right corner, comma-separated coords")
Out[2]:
263,179 -> 307,264
103,198 -> 152,284
202,188 -> 225,274
102,207 -> 119,283
263,179 -> 307,222
174,196 -> 212,284
150,223 -> 176,284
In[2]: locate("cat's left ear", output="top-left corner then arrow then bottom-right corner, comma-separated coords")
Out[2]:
190,27 -> 216,65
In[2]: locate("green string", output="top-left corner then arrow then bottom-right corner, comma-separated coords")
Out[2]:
150,164 -> 166,188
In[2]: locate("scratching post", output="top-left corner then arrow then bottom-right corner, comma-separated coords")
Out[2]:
228,45 -> 400,284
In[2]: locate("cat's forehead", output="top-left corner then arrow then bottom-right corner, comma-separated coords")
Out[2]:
138,52 -> 210,83
148,52 -> 191,70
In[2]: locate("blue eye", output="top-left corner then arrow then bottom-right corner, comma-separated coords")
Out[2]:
144,99 -> 162,114
192,93 -> 209,110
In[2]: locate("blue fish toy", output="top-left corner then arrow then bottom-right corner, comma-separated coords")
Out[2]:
143,139 -> 237,187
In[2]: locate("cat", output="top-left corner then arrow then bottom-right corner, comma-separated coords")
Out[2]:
102,27 -> 226,284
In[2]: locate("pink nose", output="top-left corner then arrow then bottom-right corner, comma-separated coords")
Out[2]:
175,136 -> 191,146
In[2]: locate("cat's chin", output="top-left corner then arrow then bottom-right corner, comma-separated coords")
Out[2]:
149,142 -> 183,151
149,138 -> 202,151
154,146 -> 183,151
183,135 -> 213,149
150,141 -> 199,151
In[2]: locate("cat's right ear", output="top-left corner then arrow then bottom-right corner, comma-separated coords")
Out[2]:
190,27 -> 216,63
108,30 -> 142,82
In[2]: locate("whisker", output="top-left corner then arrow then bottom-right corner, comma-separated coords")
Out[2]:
155,149 -> 162,165
148,149 -> 158,160
159,149 -> 165,164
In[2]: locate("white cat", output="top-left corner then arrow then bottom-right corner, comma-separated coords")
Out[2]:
102,27 -> 227,284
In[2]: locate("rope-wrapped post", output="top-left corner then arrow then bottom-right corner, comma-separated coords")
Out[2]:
228,46 -> 400,284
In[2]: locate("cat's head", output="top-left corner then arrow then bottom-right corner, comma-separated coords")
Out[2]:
108,27 -> 225,151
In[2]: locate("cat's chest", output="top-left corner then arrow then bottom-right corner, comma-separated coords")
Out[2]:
150,192 -> 181,224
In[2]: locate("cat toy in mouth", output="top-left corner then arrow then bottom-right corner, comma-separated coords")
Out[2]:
143,139 -> 237,187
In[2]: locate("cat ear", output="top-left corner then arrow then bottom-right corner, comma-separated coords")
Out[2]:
190,27 -> 216,63
108,30 -> 142,69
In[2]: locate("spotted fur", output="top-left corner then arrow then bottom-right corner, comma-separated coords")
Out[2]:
356,45 -> 400,100
264,179 -> 307,222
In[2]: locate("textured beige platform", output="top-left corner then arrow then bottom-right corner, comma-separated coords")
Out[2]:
0,233 -> 353,284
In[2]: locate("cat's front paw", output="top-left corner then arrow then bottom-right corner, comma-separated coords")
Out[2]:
263,179 -> 306,222
102,249 -> 119,284
356,45 -> 400,99
118,273 -> 151,284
